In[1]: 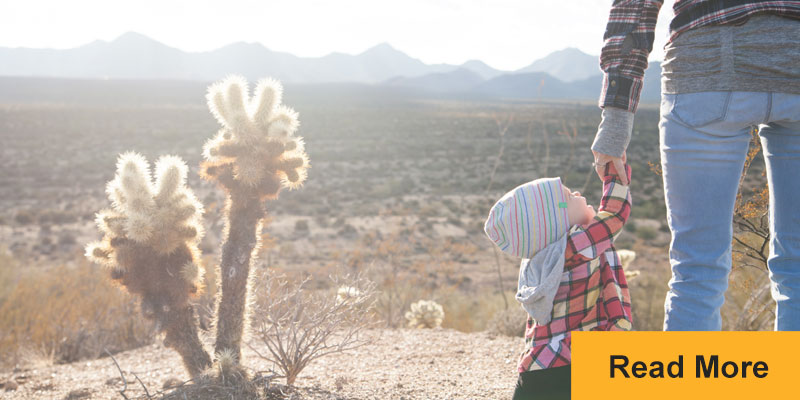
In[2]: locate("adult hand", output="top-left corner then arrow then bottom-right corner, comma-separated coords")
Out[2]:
592,150 -> 628,185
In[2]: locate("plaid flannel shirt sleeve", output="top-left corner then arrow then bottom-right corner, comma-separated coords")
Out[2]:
564,164 -> 632,268
599,0 -> 663,112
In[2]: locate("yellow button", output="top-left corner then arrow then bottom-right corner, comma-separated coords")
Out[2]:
611,80 -> 617,87
573,332 -> 800,400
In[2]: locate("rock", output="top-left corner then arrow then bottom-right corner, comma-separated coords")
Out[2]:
162,377 -> 184,389
105,377 -> 123,386
3,378 -> 18,391
64,388 -> 92,399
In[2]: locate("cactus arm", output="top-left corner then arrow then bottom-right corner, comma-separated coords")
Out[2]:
85,153 -> 211,378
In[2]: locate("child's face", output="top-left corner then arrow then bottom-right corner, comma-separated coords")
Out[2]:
562,184 -> 596,226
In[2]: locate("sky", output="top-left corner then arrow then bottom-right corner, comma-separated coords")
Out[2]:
0,0 -> 675,71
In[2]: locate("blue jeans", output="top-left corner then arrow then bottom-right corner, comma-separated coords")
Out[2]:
660,91 -> 800,331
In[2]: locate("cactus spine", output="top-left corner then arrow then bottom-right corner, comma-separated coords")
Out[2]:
85,153 -> 211,377
202,76 -> 309,362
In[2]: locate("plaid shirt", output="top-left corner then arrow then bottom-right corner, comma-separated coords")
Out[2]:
517,164 -> 633,373
600,0 -> 800,112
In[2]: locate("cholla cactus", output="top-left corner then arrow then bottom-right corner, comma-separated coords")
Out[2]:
617,249 -> 640,281
336,286 -> 362,305
201,75 -> 309,363
202,75 -> 308,193
85,152 -> 210,377
405,300 -> 445,329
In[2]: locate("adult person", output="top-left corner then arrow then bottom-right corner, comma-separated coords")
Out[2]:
591,0 -> 800,330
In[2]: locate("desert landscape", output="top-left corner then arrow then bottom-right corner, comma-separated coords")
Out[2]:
0,75 -> 773,399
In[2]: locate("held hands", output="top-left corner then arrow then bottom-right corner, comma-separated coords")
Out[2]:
592,150 -> 628,185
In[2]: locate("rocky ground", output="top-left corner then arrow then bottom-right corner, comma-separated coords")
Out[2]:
0,328 -> 521,400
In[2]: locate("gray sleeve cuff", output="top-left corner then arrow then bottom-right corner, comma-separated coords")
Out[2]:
591,107 -> 634,158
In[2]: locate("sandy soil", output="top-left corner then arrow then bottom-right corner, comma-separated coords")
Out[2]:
0,328 -> 521,400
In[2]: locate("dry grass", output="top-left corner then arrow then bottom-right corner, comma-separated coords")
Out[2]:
438,286 -> 517,333
0,257 -> 156,367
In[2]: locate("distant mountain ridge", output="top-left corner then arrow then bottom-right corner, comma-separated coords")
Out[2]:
0,32 -> 467,83
0,32 -> 662,103
516,47 -> 601,82
385,61 -> 662,103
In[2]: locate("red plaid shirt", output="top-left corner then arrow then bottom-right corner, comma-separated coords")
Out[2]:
600,0 -> 800,112
517,164 -> 633,373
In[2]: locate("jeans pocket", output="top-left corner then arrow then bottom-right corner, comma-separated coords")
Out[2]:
668,91 -> 732,128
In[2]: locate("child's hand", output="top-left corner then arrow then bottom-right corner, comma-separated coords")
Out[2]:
603,160 -> 632,185
592,150 -> 628,185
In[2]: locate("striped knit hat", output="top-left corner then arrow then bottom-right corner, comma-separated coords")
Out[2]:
484,177 -> 570,259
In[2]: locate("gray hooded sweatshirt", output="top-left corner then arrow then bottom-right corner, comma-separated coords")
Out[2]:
515,232 -> 568,325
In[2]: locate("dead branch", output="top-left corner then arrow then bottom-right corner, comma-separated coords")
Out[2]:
730,126 -> 774,330
492,247 -> 509,310
104,348 -> 129,400
132,371 -> 152,400
485,113 -> 514,193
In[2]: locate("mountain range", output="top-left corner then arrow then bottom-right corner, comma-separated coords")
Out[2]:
0,32 -> 662,103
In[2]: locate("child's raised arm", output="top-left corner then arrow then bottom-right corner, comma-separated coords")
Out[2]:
564,163 -> 632,268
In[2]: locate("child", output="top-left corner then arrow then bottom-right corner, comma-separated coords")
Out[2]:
484,163 -> 633,400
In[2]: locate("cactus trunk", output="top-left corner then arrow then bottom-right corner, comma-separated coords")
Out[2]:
214,194 -> 262,362
163,305 -> 212,378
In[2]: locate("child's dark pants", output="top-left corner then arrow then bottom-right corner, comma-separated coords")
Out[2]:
511,365 -> 570,400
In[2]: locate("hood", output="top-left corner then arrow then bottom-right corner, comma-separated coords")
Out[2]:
515,232 -> 568,325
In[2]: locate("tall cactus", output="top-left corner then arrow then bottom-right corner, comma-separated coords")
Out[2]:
201,76 -> 309,362
85,152 -> 211,377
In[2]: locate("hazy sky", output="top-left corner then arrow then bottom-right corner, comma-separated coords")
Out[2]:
1,0 -> 675,71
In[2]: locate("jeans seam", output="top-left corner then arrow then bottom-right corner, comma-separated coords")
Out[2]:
763,92 -> 773,125
721,91 -> 732,121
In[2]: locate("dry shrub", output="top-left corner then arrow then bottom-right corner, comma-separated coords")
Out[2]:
357,232 -> 432,329
0,248 -> 17,311
0,249 -> 20,364
152,362 -> 269,400
725,183 -> 773,331
487,306 -> 528,337
364,248 -> 517,333
437,285 -> 516,333
724,255 -> 773,331
250,269 -> 381,386
375,273 -> 430,329
160,369 -> 293,400
725,127 -> 773,330
627,266 -> 672,331
357,229 -> 498,331
0,260 -> 155,366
